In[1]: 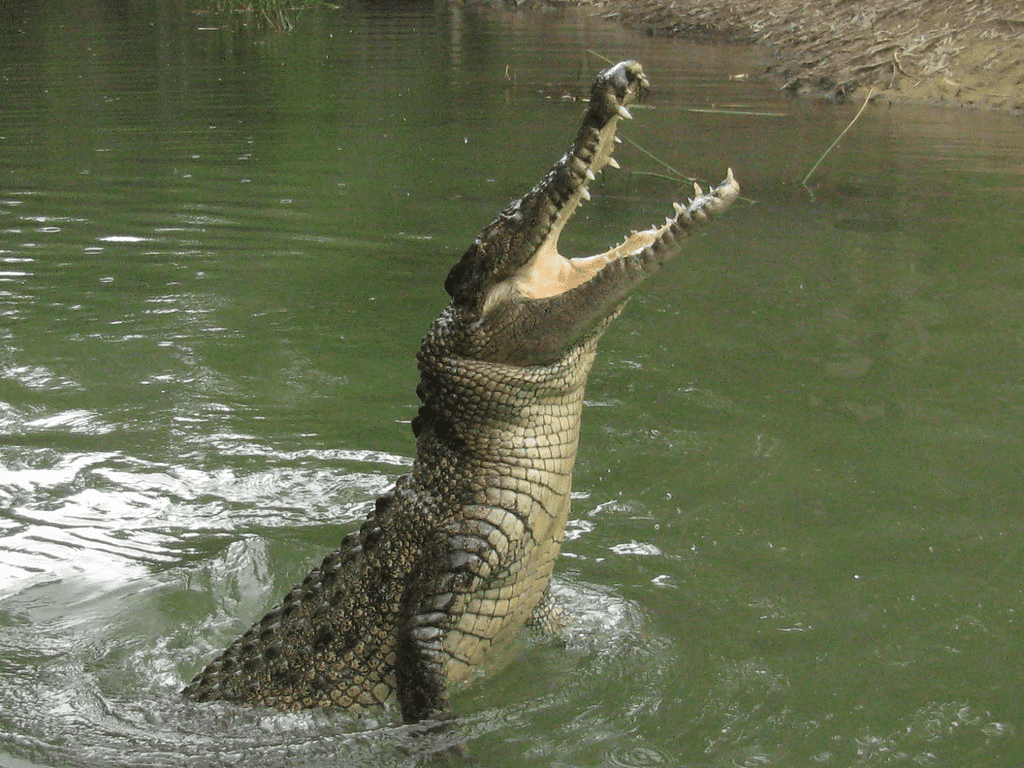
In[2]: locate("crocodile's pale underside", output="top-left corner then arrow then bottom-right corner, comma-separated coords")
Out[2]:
183,60 -> 739,723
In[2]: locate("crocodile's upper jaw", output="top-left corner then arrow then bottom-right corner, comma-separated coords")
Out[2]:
444,60 -> 650,313
487,90 -> 636,310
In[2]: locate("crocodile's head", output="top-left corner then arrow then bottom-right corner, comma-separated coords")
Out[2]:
441,60 -> 739,366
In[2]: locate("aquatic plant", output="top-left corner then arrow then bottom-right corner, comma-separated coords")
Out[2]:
199,0 -> 321,31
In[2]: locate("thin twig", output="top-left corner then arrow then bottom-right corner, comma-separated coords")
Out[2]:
618,133 -> 695,183
628,170 -> 695,184
618,135 -> 757,206
802,87 -> 875,189
586,50 -> 756,203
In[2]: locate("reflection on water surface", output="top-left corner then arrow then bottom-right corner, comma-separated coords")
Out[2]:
2,2 -> 1023,767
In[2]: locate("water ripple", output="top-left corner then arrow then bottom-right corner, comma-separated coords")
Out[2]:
607,744 -> 674,767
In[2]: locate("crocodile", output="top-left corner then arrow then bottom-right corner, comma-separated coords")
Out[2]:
183,60 -> 739,723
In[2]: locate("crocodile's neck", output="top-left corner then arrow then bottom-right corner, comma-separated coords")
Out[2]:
410,307 -> 610,683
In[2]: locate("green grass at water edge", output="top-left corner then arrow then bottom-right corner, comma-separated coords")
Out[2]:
199,0 -> 324,31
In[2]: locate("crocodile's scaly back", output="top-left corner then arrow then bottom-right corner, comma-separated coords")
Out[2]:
183,60 -> 739,723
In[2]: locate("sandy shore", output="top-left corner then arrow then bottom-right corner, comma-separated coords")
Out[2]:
506,0 -> 1024,113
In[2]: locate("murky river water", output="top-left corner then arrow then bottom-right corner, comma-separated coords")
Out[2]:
2,2 -> 1023,766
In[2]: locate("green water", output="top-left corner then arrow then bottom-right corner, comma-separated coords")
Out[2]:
2,2 -> 1023,766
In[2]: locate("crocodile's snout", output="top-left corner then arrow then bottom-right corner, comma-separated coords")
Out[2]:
593,59 -> 649,116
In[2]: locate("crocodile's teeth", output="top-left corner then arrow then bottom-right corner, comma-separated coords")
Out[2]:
693,182 -> 704,197
581,186 -> 591,201
586,169 -> 596,181
617,105 -> 633,120
614,136 -> 622,144
672,201 -> 685,214
607,157 -> 620,170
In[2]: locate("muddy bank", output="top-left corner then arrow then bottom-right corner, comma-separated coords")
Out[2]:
503,0 -> 1024,113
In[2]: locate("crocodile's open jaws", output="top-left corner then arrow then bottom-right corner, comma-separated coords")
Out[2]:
183,60 -> 739,723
